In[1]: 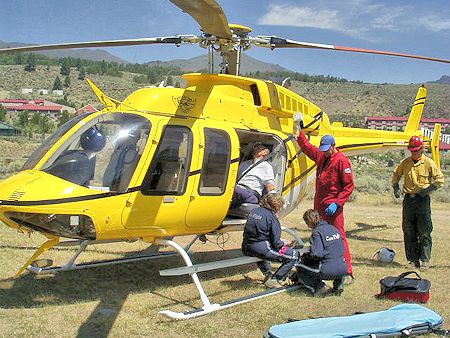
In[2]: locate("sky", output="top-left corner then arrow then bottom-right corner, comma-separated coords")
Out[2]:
1,0 -> 450,84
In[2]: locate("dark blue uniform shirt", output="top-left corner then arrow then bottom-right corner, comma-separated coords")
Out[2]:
310,220 -> 347,277
243,207 -> 284,251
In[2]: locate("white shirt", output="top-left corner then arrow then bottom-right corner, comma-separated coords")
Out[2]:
238,159 -> 275,195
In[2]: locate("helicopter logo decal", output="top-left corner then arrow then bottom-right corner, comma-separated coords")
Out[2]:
172,96 -> 196,113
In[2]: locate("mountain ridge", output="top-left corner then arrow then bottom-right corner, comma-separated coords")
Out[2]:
0,40 -> 289,73
1,40 -> 449,83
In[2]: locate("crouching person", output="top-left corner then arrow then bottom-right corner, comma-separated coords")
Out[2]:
296,209 -> 347,296
242,193 -> 299,288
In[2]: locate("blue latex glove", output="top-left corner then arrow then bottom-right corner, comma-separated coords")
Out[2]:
325,202 -> 339,216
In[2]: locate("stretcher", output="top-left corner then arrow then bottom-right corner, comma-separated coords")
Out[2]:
266,304 -> 447,338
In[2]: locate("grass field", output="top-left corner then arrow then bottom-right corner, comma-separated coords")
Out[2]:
0,195 -> 448,338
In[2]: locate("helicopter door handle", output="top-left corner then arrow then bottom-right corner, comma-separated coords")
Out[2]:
163,197 -> 175,203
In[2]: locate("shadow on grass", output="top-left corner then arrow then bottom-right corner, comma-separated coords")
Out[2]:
346,222 -> 403,244
0,247 -> 259,337
352,258 -> 404,268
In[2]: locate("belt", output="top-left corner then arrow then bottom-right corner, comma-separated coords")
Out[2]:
238,184 -> 262,200
405,193 -> 421,198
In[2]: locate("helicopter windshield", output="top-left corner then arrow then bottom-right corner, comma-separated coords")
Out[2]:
40,113 -> 151,192
23,112 -> 94,170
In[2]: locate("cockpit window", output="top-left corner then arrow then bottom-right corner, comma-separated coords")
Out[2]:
40,113 -> 151,193
22,112 -> 93,170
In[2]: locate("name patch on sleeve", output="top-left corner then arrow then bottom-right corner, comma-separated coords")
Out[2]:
344,168 -> 352,174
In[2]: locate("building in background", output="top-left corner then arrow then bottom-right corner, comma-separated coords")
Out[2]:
0,98 -> 76,120
76,104 -> 97,115
0,121 -> 21,136
366,116 -> 450,151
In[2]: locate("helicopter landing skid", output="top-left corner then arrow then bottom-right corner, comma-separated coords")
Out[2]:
155,237 -> 302,320
25,237 -> 198,275
160,284 -> 300,320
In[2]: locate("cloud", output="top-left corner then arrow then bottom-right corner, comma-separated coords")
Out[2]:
258,5 -> 342,31
418,16 -> 450,32
258,1 -> 450,40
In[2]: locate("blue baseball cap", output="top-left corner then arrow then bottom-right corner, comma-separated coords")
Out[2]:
319,135 -> 335,151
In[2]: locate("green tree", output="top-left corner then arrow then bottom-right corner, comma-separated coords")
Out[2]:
64,75 -> 71,87
58,110 -> 73,127
166,75 -> 174,86
39,114 -> 53,136
60,59 -> 70,76
17,110 -> 30,128
52,76 -> 63,90
147,71 -> 158,84
24,53 -> 36,72
78,67 -> 86,80
0,104 -> 6,122
30,112 -> 41,126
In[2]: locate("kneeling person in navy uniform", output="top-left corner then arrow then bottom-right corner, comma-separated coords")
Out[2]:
296,209 -> 347,296
242,193 -> 299,288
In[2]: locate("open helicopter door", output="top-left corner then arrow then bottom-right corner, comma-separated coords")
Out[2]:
121,122 -> 195,233
185,122 -> 240,229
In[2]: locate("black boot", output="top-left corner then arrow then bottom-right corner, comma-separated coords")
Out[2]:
331,277 -> 345,296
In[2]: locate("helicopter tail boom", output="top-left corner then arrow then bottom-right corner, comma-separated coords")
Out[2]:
404,85 -> 427,134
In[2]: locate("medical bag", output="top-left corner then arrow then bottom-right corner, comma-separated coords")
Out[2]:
378,271 -> 431,303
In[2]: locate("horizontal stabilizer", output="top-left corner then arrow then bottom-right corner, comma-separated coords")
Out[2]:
431,123 -> 442,168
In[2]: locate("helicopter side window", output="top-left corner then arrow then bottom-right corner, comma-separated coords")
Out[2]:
199,129 -> 230,195
141,126 -> 192,195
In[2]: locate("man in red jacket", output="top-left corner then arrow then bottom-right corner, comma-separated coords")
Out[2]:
295,121 -> 355,276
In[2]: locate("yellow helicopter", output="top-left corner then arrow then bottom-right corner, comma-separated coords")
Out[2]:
0,0 -> 448,319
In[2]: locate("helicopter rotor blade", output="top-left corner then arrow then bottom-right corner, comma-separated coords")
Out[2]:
169,0 -> 232,40
0,35 -> 201,54
253,36 -> 450,64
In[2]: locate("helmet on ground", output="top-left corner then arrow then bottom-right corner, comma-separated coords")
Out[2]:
407,136 -> 424,152
80,127 -> 106,152
374,247 -> 396,263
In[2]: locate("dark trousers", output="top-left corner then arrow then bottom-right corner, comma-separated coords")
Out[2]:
322,211 -> 352,275
402,194 -> 433,263
242,241 -> 298,280
296,253 -> 345,291
231,185 -> 259,208
296,266 -> 345,291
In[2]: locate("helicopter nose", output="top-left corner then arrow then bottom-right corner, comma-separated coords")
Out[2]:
3,211 -> 96,240
0,170 -> 99,239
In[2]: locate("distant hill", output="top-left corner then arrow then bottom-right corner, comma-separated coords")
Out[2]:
1,40 -> 288,73
430,75 -> 450,85
0,41 -> 128,64
145,53 -> 290,74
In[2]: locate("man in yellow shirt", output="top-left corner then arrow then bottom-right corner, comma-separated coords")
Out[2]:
392,136 -> 444,270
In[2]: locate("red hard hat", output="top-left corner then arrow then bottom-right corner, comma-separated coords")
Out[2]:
408,136 -> 424,152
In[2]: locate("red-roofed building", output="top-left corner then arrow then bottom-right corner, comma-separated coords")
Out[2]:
439,142 -> 450,151
366,116 -> 450,152
76,104 -> 97,115
1,98 -> 62,114
0,98 -> 45,105
366,116 -> 450,131
0,98 -> 76,120
9,103 -> 62,113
